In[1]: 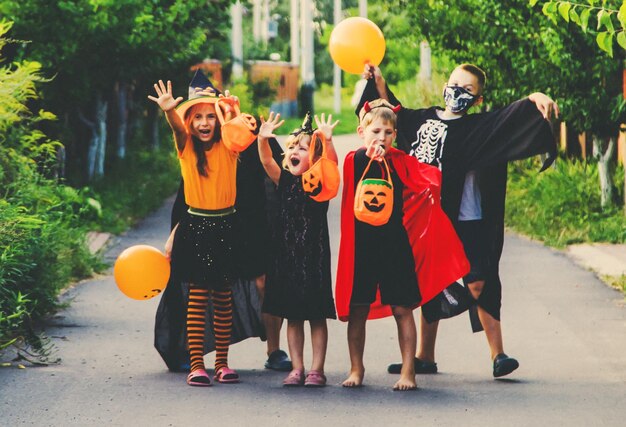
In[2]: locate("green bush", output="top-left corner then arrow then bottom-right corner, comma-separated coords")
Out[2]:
229,72 -> 275,121
0,164 -> 99,355
88,147 -> 180,233
0,20 -> 99,354
506,157 -> 626,247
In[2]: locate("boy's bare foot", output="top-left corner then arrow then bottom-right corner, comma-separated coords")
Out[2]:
392,375 -> 417,391
342,370 -> 364,387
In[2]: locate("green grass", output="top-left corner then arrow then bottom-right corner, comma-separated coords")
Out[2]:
275,84 -> 361,136
505,158 -> 626,248
601,274 -> 626,296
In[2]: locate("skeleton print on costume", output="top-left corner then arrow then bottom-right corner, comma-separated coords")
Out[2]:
409,119 -> 448,169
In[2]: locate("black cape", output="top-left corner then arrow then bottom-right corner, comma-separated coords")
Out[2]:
357,79 -> 556,331
154,138 -> 284,371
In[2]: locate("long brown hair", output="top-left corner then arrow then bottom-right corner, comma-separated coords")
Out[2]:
184,103 -> 222,177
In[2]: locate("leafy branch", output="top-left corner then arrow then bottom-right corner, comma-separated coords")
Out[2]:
530,1 -> 626,56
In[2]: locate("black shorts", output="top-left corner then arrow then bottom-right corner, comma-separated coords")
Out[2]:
456,220 -> 488,284
351,224 -> 420,307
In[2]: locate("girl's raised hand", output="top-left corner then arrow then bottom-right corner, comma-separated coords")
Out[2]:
218,89 -> 240,107
314,113 -> 339,140
258,111 -> 285,139
218,89 -> 240,118
148,80 -> 183,112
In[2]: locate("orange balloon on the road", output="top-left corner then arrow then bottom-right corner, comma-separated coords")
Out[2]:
329,17 -> 386,74
114,245 -> 170,300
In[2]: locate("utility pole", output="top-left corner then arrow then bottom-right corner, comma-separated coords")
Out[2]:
359,0 -> 367,18
349,0 -> 368,110
261,0 -> 270,43
333,0 -> 342,114
419,41 -> 431,82
231,1 -> 244,79
300,0 -> 315,115
253,0 -> 262,42
290,0 -> 299,64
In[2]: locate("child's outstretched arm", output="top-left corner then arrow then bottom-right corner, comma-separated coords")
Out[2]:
148,80 -> 186,151
528,92 -> 560,120
314,113 -> 340,163
362,64 -> 389,102
258,111 -> 285,185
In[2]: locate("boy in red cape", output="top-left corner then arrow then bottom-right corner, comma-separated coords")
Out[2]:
336,99 -> 469,390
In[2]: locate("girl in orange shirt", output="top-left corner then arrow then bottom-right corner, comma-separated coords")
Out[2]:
149,75 -> 251,386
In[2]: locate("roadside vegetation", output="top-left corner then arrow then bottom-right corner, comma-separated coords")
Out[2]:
506,158 -> 626,248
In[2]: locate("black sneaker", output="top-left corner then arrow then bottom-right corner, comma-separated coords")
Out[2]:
493,353 -> 519,378
264,349 -> 293,371
387,357 -> 438,374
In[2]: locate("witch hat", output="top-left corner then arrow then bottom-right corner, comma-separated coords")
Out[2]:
176,70 -> 221,119
290,112 -> 315,136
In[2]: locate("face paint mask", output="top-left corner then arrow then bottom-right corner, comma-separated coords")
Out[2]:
443,85 -> 479,114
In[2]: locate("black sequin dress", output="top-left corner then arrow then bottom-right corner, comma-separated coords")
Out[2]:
263,170 -> 336,321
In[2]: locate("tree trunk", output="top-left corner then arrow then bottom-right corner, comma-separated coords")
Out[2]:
79,95 -> 108,180
115,81 -> 128,160
231,1 -> 244,79
95,96 -> 108,178
79,110 -> 98,180
592,135 -> 615,210
150,104 -> 160,150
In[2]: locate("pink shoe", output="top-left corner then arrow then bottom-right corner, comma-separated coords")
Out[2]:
304,370 -> 327,387
283,369 -> 305,386
215,367 -> 240,384
187,369 -> 211,387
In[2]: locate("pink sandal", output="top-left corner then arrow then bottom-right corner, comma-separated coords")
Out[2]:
187,369 -> 212,387
214,367 -> 240,384
304,370 -> 327,387
283,369 -> 305,386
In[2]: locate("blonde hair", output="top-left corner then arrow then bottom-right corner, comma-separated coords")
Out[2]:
358,98 -> 398,128
282,133 -> 320,171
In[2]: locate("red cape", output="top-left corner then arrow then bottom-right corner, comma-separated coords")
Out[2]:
335,148 -> 470,321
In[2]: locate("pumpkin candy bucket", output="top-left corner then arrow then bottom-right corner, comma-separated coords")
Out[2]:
354,156 -> 394,226
216,99 -> 258,152
302,130 -> 341,202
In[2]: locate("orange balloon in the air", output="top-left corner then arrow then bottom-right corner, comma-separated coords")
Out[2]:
329,17 -> 386,74
114,245 -> 170,300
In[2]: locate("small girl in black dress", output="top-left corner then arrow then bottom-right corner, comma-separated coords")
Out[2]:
257,112 -> 338,387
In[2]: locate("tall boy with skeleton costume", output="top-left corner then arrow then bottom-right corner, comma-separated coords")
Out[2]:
359,64 -> 558,378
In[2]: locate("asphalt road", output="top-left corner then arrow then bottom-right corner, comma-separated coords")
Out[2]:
1,135 -> 625,426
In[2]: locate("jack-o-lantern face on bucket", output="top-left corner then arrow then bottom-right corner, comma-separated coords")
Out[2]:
354,157 -> 394,226
301,131 -> 341,202
363,188 -> 389,212
354,178 -> 393,226
303,172 -> 323,196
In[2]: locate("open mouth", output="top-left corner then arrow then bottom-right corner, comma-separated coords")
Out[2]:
290,157 -> 301,167
199,129 -> 212,137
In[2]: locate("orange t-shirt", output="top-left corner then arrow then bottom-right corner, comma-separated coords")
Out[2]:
177,137 -> 238,210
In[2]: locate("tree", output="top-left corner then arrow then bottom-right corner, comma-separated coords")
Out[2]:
396,0 -> 625,210
531,0 -> 626,57
1,0 -> 233,182
533,0 -> 626,212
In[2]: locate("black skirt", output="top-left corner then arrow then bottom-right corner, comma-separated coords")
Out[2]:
170,210 -> 238,289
